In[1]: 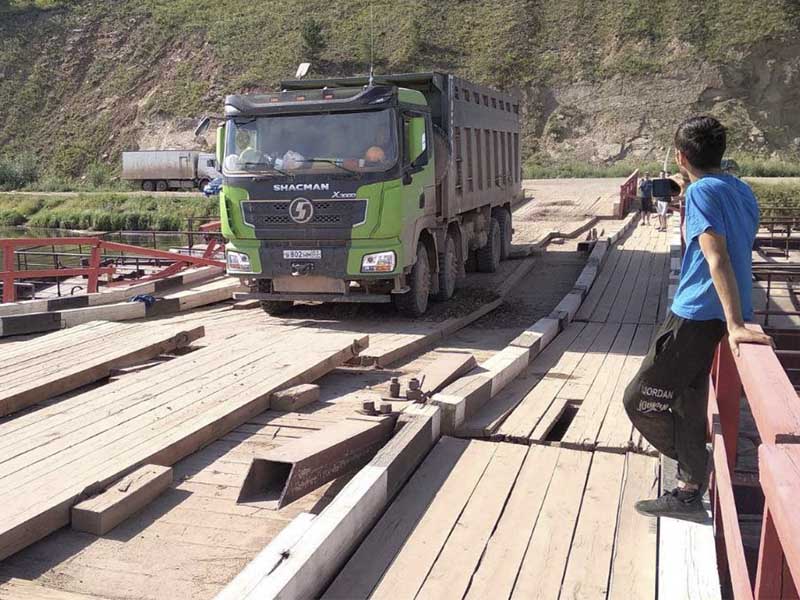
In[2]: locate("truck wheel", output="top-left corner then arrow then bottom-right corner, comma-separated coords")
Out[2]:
495,208 -> 513,260
198,179 -> 210,191
260,300 -> 293,316
394,243 -> 431,317
142,180 -> 154,192
434,235 -> 457,302
156,180 -> 168,192
477,217 -> 501,273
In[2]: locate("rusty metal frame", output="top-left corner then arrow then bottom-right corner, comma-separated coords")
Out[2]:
1,235 -> 225,303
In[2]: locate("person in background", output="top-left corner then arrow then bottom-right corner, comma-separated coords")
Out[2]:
638,172 -> 653,226
655,170 -> 671,231
624,115 -> 772,523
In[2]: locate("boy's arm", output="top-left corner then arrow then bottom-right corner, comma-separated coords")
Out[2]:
698,231 -> 772,355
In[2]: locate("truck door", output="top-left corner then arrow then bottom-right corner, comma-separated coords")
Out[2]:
402,112 -> 434,217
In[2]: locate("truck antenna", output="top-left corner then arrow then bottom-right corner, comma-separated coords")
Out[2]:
368,2 -> 375,86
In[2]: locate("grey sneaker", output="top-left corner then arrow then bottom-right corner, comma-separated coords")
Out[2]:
635,488 -> 709,523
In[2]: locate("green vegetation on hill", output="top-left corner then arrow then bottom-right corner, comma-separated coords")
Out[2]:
0,0 -> 799,179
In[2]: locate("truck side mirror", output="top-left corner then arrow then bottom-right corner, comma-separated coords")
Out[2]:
194,116 -> 211,138
216,124 -> 226,168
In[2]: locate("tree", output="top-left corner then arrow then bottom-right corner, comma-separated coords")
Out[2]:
300,17 -> 326,62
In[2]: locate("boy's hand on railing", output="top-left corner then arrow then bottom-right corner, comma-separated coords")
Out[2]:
728,324 -> 775,357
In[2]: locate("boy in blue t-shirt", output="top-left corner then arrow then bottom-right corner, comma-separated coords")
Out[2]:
623,116 -> 772,523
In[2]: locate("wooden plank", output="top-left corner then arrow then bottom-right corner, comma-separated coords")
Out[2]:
621,227 -> 658,324
464,445 -> 561,600
559,323 -> 636,450
607,453 -> 659,600
71,465 -> 172,535
595,323 -> 654,453
0,332 -> 367,560
0,578 -> 111,599
416,442 -> 528,599
0,324 -> 204,417
558,321 -> 620,401
369,440 -> 498,600
510,449 -> 592,600
498,322 -> 604,443
606,228 -> 650,324
575,243 -> 623,321
323,437 -> 470,599
559,452 -> 626,599
458,318 -> 591,438
658,456 -> 721,600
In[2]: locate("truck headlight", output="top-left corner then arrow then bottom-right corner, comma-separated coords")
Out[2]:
226,250 -> 252,273
361,251 -> 396,273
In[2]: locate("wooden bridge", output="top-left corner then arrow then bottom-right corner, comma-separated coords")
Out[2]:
0,179 -> 798,600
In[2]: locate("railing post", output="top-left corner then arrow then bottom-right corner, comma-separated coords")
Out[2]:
86,243 -> 101,294
714,340 -> 743,471
1,240 -> 16,303
755,508 -> 784,599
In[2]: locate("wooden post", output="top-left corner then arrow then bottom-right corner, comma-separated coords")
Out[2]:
713,341 -> 742,471
755,508 -> 784,600
1,240 -> 16,303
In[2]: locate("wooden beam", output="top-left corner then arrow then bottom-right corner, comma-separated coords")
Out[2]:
71,465 -> 173,535
0,332 -> 368,560
0,324 -> 205,417
270,384 -> 320,411
218,403 -> 441,600
0,578 -> 112,599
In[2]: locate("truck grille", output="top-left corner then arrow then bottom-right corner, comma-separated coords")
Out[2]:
242,200 -> 367,228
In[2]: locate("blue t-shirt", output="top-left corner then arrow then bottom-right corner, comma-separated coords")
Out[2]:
671,174 -> 759,322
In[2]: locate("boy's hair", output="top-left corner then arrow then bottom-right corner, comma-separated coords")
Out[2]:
674,116 -> 726,170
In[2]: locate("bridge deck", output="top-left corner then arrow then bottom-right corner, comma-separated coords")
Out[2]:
326,220 -> 721,599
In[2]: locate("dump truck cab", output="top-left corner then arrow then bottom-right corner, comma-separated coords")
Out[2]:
218,72 -> 521,316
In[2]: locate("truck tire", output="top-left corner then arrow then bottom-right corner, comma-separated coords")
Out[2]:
394,243 -> 431,317
495,207 -> 512,260
434,234 -> 457,302
198,179 -> 210,192
477,217 -> 501,273
260,300 -> 293,316
142,180 -> 155,192
156,180 -> 168,192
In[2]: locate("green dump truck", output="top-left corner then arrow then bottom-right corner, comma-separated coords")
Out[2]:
209,72 -> 522,316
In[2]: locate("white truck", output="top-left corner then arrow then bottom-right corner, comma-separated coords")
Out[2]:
121,151 -> 221,192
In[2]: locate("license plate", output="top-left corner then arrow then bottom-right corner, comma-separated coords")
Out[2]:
283,249 -> 321,260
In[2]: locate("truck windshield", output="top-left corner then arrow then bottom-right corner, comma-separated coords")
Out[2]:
223,110 -> 398,176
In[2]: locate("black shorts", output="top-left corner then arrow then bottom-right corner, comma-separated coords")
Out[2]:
641,198 -> 653,212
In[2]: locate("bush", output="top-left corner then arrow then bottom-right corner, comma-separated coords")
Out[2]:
0,154 -> 39,190
0,208 -> 25,226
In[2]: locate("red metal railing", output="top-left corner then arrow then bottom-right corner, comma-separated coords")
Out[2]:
707,322 -> 800,599
0,236 -> 225,303
618,170 -> 639,217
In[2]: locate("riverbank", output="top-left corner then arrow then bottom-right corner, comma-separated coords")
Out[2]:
0,192 -> 218,231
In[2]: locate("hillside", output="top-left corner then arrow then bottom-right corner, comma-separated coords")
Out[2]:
1,0 -> 799,178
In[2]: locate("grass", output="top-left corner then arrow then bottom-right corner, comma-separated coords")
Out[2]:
0,193 -> 218,230
752,182 -> 800,218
